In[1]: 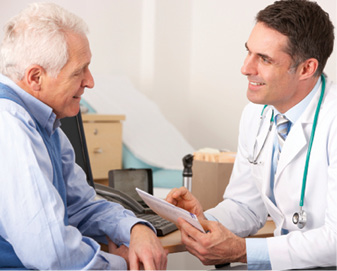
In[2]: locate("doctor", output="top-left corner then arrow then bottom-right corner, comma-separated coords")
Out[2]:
166,0 -> 336,270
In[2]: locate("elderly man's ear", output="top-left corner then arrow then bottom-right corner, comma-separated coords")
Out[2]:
23,65 -> 45,92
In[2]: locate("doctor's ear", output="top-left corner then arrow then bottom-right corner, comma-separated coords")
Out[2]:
24,65 -> 45,91
297,58 -> 319,80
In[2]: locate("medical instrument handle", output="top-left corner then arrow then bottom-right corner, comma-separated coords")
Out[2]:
183,154 -> 193,191
300,74 -> 325,207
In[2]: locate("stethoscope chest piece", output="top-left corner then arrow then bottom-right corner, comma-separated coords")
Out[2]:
292,209 -> 307,229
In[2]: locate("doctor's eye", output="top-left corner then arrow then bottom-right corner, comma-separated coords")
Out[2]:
260,56 -> 272,64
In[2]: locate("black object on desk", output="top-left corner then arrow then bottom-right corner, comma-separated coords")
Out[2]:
108,168 -> 177,236
109,168 -> 153,208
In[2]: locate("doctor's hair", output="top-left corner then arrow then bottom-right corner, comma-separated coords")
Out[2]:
0,2 -> 89,81
256,0 -> 334,77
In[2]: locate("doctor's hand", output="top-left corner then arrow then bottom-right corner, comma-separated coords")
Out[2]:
177,217 -> 247,266
129,223 -> 168,270
166,187 -> 206,220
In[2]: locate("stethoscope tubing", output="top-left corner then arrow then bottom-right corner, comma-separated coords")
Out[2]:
300,74 -> 326,207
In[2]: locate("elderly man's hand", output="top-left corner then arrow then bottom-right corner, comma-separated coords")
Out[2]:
129,223 -> 168,270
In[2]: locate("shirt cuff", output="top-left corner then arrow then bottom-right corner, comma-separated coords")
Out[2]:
204,212 -> 218,221
98,251 -> 128,270
246,238 -> 272,270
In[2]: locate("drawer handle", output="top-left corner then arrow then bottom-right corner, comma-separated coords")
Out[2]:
93,147 -> 103,154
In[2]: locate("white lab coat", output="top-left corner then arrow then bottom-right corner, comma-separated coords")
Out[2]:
206,78 -> 337,270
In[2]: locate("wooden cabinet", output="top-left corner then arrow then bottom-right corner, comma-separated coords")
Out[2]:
82,114 -> 125,184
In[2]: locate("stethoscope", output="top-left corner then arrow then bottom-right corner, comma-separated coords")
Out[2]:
248,74 -> 326,229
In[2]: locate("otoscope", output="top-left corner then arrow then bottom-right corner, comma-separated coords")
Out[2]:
182,154 -> 193,191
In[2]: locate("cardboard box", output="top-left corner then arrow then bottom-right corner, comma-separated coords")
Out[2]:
191,152 -> 235,210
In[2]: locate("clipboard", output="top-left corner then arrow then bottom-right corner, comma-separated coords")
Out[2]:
136,188 -> 205,233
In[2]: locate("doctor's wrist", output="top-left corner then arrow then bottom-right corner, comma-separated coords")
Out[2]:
235,237 -> 247,263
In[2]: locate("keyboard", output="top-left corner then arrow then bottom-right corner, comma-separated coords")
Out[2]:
94,183 -> 177,236
137,213 -> 177,236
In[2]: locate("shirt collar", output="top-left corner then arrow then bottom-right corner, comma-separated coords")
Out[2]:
273,76 -> 322,125
0,73 -> 60,135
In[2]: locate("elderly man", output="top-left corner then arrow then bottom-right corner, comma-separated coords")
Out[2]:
0,3 -> 166,270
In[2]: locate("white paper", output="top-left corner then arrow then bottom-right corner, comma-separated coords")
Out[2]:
136,188 -> 205,233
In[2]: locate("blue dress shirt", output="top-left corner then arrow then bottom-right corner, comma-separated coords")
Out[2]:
0,74 -> 154,270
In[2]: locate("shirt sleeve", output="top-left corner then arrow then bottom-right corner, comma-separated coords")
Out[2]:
246,238 -> 272,270
0,106 -> 150,270
60,129 -> 156,247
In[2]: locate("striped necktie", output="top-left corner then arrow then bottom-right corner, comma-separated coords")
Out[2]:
275,114 -> 291,156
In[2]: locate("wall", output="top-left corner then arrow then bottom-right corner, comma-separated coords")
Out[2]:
0,0 -> 336,152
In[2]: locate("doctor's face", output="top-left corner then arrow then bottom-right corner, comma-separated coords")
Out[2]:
241,22 -> 302,113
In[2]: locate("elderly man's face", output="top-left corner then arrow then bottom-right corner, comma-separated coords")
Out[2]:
40,32 -> 94,119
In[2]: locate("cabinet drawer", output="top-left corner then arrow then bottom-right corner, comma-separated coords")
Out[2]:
83,122 -> 123,179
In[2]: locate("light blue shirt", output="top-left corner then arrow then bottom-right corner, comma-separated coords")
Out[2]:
0,74 -> 153,270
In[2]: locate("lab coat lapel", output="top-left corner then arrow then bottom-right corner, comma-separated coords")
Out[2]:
261,147 -> 285,226
254,116 -> 285,223
275,88 -> 320,181
275,122 -> 307,176
247,107 -> 287,226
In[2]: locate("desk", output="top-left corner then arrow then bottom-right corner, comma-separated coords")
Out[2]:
159,220 -> 276,253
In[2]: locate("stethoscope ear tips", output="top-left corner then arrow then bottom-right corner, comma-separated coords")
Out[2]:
292,210 -> 307,229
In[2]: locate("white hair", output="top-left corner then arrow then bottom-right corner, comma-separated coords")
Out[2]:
0,2 -> 89,81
